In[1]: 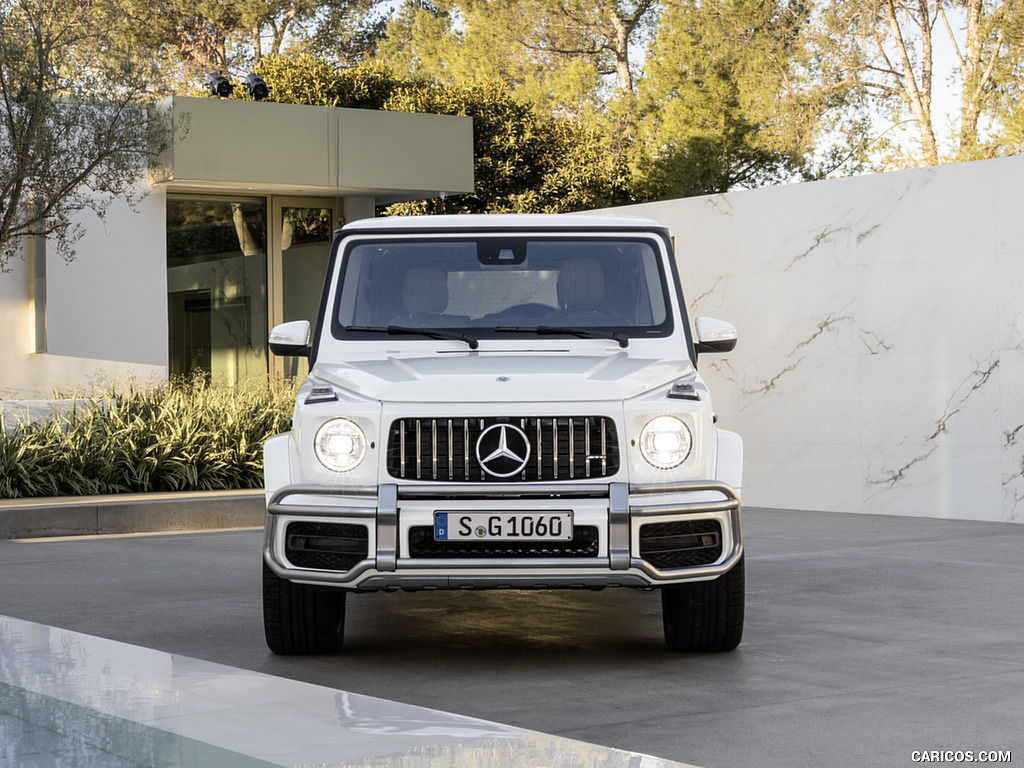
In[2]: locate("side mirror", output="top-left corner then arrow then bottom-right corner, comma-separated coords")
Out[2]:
269,320 -> 311,357
694,317 -> 737,355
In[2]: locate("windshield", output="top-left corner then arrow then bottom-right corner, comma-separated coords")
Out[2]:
332,235 -> 673,343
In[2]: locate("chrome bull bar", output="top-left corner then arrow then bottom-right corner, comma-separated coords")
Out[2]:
264,480 -> 742,585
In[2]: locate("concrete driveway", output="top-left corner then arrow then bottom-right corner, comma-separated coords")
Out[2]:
1,507 -> 1021,768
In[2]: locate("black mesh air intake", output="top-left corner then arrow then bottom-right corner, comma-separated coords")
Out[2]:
285,522 -> 369,571
639,519 -> 723,570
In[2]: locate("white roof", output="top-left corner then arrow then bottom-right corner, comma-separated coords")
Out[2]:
342,213 -> 666,232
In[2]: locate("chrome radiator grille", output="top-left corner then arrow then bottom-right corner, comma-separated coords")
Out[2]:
386,416 -> 620,482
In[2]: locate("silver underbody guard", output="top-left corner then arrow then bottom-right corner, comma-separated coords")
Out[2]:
263,480 -> 742,591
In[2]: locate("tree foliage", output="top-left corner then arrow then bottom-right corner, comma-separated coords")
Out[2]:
522,0 -> 659,94
256,55 -> 629,214
255,54 -> 416,109
0,0 -> 173,271
383,79 -> 629,214
634,0 -> 831,197
378,0 -> 653,113
816,0 -> 1024,167
112,0 -> 389,92
377,0 -> 834,199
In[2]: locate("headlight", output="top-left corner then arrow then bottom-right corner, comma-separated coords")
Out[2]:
314,418 -> 367,472
639,415 -> 692,469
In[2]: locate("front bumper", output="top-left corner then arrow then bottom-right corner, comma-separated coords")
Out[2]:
263,481 -> 742,590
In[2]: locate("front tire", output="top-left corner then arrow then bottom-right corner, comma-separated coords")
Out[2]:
662,556 -> 744,652
263,561 -> 346,655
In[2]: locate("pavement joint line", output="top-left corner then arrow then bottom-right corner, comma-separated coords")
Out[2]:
12,526 -> 265,543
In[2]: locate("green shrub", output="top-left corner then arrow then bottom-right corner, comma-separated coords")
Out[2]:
0,378 -> 295,499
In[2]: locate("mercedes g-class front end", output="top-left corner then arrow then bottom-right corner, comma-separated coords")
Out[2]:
262,214 -> 743,654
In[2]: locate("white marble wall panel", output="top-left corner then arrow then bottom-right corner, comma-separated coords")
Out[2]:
606,153 -> 1024,522
861,352 -> 1000,446
858,258 -> 1000,354
744,441 -> 862,513
996,252 -> 1024,352
857,167 -> 997,263
689,269 -> 861,358
730,180 -> 860,273
706,355 -> 861,447
862,444 -> 1003,522
999,350 -> 1024,522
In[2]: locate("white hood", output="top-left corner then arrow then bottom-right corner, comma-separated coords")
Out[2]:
313,350 -> 693,404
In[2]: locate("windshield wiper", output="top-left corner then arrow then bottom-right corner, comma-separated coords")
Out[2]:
346,325 -> 479,350
494,325 -> 629,348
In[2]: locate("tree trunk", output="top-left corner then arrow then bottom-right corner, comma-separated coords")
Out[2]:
882,0 -> 939,164
952,0 -> 1003,158
253,26 -> 263,63
606,4 -> 634,92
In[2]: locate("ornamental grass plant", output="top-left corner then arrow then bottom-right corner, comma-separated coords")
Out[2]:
0,377 -> 295,499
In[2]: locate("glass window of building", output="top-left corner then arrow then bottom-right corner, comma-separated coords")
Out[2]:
166,195 -> 268,385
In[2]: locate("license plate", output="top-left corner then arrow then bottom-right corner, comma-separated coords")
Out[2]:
434,512 -> 573,541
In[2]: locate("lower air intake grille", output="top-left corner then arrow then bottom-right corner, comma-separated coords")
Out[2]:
408,526 -> 600,559
639,520 -> 723,570
285,522 -> 369,571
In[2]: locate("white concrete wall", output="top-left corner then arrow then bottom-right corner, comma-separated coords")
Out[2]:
0,186 -> 167,399
608,154 -> 1024,523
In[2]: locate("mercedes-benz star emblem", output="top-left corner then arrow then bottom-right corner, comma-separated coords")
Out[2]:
476,424 -> 531,478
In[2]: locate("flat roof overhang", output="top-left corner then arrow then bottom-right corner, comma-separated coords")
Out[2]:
150,96 -> 475,203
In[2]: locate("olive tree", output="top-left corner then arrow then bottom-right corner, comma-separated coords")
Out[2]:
0,0 -> 172,271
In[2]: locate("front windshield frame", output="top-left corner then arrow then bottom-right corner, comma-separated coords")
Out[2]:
329,232 -> 677,345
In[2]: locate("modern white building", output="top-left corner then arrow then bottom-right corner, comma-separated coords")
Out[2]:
1,96 -> 474,396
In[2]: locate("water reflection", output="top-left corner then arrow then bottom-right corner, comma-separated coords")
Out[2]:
1,616 -> 692,768
0,683 -> 279,767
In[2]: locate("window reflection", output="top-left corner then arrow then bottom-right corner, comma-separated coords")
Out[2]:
166,195 -> 268,385
281,206 -> 334,380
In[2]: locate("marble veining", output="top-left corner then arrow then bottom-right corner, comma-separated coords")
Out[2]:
867,446 -> 939,492
924,359 -> 999,442
859,329 -> 894,355
787,223 -> 848,268
790,313 -> 855,355
741,360 -> 804,400
1006,425 -> 1024,448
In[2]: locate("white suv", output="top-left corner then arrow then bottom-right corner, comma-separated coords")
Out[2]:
262,214 -> 743,653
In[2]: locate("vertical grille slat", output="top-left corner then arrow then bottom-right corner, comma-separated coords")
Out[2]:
448,419 -> 454,481
536,419 -> 542,478
399,420 -> 407,479
553,419 -> 559,480
601,419 -> 607,475
584,418 -> 591,478
431,419 -> 438,480
415,420 -> 422,479
568,418 -> 575,479
387,416 -> 619,482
